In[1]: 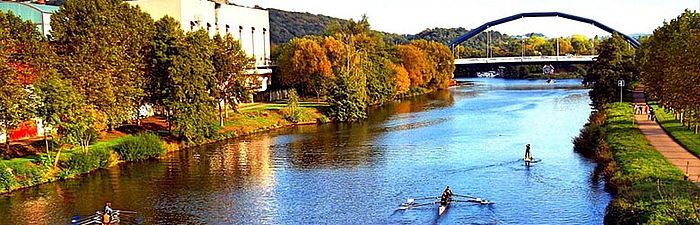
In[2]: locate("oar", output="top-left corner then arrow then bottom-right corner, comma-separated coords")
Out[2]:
116,210 -> 138,214
413,196 -> 440,200
452,194 -> 476,199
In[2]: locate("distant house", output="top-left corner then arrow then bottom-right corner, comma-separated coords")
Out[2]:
0,1 -> 59,37
126,0 -> 272,92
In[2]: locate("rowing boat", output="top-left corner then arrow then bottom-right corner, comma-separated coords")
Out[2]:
438,201 -> 449,216
399,188 -> 492,216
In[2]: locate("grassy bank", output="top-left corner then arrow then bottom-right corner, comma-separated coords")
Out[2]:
0,104 -> 325,194
577,103 -> 700,224
651,104 -> 700,158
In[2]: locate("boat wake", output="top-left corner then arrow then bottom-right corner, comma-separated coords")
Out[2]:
376,118 -> 450,132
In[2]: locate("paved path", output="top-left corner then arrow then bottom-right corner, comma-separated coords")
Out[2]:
633,86 -> 700,185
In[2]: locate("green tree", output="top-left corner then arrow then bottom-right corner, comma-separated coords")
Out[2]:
148,16 -> 183,125
165,30 -> 217,143
212,33 -> 254,126
34,74 -> 85,167
584,33 -> 636,107
51,0 -> 156,130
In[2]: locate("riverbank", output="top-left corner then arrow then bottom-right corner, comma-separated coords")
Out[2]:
651,104 -> 700,158
575,103 -> 700,224
0,103 -> 326,194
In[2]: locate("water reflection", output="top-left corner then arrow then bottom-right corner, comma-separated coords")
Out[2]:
0,78 -> 611,225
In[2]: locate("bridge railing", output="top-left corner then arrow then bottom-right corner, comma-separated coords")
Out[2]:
455,55 -> 598,64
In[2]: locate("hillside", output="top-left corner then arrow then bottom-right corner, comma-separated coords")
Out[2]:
268,8 -> 347,45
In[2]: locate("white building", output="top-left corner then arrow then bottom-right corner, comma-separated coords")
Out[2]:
127,0 -> 271,90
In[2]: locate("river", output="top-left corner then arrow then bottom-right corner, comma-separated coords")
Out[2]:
0,78 -> 611,225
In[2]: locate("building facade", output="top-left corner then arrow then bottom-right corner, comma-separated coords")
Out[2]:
127,0 -> 272,89
0,1 -> 59,36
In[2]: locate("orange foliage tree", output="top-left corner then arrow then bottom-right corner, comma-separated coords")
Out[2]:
277,37 -> 333,99
391,63 -> 410,95
397,44 -> 428,88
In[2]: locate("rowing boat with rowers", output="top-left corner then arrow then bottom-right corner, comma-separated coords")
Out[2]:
399,186 -> 493,216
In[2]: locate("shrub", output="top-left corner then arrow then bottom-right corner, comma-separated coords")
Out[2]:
59,147 -> 111,177
282,89 -> 302,123
113,133 -> 165,161
0,162 -> 17,191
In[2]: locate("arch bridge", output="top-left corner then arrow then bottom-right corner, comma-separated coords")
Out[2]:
450,12 -> 640,65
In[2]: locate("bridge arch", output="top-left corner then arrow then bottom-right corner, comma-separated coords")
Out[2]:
448,12 -> 641,49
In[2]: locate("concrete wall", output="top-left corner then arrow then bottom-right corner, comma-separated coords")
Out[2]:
127,0 -> 182,25
217,5 -> 270,67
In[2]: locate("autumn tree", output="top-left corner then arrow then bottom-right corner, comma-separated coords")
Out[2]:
391,63 -> 410,95
277,37 -> 333,100
0,11 -> 53,153
51,0 -> 155,131
410,40 -> 455,89
397,44 -> 428,88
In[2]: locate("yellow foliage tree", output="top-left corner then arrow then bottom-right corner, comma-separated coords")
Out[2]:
391,63 -> 410,95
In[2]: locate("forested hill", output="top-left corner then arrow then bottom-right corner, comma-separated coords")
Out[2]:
268,9 -> 513,47
269,8 -> 347,44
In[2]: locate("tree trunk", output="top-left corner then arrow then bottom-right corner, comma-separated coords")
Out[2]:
53,147 -> 62,169
224,98 -> 229,118
219,101 -> 224,127
5,139 -> 9,153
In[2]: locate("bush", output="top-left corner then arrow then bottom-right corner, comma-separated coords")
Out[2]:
113,133 -> 165,161
282,89 -> 302,123
59,147 -> 111,177
0,162 -> 17,191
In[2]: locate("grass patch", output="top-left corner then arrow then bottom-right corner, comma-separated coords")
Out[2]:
652,104 -> 700,157
603,103 -> 700,224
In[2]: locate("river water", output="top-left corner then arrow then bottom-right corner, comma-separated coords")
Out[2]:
0,78 -> 610,225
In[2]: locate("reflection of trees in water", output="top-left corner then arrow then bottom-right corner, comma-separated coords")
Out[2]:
281,90 -> 456,169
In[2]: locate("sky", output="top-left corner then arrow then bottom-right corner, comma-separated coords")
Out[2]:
234,0 -> 700,37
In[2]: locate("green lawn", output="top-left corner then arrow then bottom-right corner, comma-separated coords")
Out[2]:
651,104 -> 700,157
604,103 -> 699,224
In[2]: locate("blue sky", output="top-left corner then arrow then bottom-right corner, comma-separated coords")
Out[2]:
236,0 -> 699,37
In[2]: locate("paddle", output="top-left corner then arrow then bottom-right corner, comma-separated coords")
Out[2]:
116,210 -> 138,214
413,196 -> 440,200
452,194 -> 476,199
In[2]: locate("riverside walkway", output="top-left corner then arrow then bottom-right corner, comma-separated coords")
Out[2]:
633,86 -> 700,185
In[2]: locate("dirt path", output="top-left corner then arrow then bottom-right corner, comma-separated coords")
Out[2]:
633,86 -> 700,185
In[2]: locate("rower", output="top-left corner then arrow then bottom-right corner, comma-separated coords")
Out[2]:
102,202 -> 114,225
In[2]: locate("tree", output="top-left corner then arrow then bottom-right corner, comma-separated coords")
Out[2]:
397,44 -> 429,88
148,16 -> 183,124
34,74 -> 87,166
165,30 -> 217,143
212,33 -> 254,126
277,37 -> 333,99
0,11 -> 54,153
571,34 -> 593,55
51,0 -> 156,130
584,33 -> 636,107
391,63 -> 410,95
410,40 -> 455,89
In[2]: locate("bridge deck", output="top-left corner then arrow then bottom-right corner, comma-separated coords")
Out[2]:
455,55 -> 597,65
